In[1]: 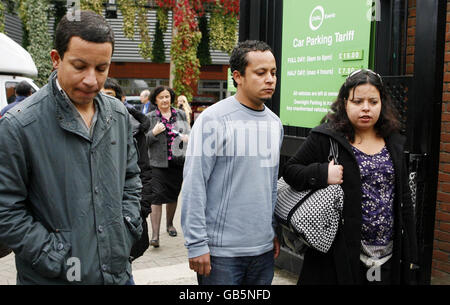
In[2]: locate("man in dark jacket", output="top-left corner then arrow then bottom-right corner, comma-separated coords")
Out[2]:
0,11 -> 142,285
127,106 -> 152,260
0,81 -> 33,117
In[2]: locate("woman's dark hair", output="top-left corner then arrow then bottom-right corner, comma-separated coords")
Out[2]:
55,10 -> 115,59
322,69 -> 401,142
150,86 -> 175,106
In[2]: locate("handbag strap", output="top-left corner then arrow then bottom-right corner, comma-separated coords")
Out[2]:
328,138 -> 339,165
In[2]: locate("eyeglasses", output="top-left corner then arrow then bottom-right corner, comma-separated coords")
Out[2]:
346,68 -> 383,86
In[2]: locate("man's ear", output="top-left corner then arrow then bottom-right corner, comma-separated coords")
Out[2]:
232,70 -> 243,87
50,50 -> 61,70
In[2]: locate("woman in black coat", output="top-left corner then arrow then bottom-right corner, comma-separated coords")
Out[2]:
127,106 -> 152,260
283,69 -> 418,285
102,78 -> 152,261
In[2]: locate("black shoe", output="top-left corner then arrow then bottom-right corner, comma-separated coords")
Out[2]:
150,239 -> 159,248
167,226 -> 177,237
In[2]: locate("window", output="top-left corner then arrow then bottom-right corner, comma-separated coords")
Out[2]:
116,78 -> 169,96
195,80 -> 228,103
5,81 -> 37,104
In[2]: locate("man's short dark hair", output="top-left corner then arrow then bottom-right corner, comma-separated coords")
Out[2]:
229,40 -> 274,87
103,77 -> 124,101
54,10 -> 115,59
15,81 -> 32,97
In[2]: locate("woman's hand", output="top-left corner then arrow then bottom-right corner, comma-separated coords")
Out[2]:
152,122 -> 166,136
327,159 -> 344,184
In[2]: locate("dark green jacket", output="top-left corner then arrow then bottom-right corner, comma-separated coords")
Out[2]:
0,72 -> 142,284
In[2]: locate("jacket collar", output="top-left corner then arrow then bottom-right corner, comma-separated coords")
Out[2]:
48,70 -> 114,144
148,107 -> 181,118
311,123 -> 355,156
311,122 -> 405,158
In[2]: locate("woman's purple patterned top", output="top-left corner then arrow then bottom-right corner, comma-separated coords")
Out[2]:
351,145 -> 395,258
156,107 -> 178,161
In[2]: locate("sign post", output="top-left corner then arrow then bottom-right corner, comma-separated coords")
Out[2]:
279,0 -> 374,128
227,68 -> 237,94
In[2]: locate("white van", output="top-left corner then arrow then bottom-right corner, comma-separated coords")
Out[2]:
0,33 -> 40,111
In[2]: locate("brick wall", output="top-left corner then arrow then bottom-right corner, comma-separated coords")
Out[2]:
406,0 -> 416,74
434,0 -> 450,285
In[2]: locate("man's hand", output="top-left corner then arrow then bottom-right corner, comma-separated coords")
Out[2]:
273,237 -> 280,259
189,253 -> 211,276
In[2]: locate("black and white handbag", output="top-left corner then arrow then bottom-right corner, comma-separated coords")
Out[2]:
275,138 -> 344,254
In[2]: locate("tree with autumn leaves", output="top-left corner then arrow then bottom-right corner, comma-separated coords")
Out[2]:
82,0 -> 239,100
156,0 -> 239,100
169,1 -> 201,101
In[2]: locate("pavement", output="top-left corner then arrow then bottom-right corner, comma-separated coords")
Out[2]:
0,196 -> 298,285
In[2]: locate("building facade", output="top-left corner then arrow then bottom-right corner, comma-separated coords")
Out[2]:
105,8 -> 231,103
3,6 -> 232,104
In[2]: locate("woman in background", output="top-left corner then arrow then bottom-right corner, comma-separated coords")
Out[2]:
176,94 -> 193,126
146,86 -> 190,248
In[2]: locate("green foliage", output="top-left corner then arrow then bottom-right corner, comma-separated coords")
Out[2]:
0,0 -> 14,34
209,1 -> 237,54
0,1 -> 5,33
197,15 -> 211,66
20,0 -> 53,87
156,7 -> 168,33
51,0 -> 66,34
17,0 -> 29,49
80,0 -> 103,15
21,22 -> 28,49
118,0 -> 136,39
152,18 -> 166,63
136,0 -> 152,59
4,0 -> 15,13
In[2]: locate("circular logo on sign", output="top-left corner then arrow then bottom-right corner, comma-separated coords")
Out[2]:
309,6 -> 324,31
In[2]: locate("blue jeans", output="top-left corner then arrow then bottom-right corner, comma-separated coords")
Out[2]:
197,250 -> 274,285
